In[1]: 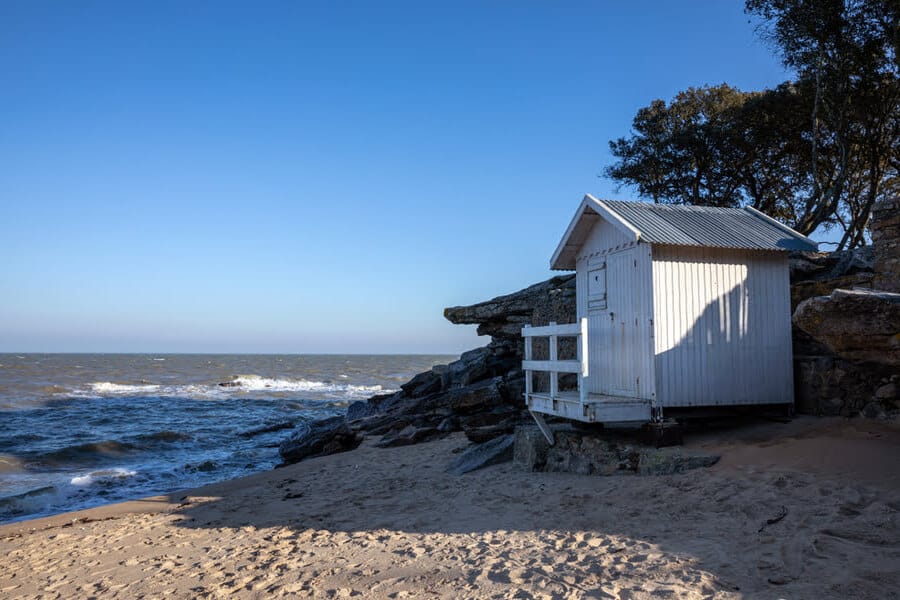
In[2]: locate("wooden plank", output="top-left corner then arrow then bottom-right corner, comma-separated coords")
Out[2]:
521,360 -> 582,374
521,322 -> 582,337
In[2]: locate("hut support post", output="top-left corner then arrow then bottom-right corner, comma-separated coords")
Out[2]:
549,321 -> 558,399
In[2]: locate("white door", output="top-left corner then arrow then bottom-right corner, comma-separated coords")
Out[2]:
588,248 -> 642,398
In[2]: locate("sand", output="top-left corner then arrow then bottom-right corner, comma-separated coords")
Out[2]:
1,416 -> 899,599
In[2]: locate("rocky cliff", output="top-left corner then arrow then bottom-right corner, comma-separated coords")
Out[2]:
280,199 -> 899,464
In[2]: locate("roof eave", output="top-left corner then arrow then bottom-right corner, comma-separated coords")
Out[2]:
549,195 -> 641,270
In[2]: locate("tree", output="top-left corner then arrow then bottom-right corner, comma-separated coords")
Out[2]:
605,83 -> 819,228
606,85 -> 749,207
746,0 -> 900,246
605,1 -> 899,248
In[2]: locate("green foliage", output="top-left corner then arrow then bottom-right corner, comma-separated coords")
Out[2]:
605,0 -> 899,249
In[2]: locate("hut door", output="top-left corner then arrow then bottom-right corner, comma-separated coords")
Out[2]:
603,248 -> 642,397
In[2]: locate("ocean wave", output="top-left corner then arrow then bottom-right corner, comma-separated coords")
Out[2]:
89,382 -> 161,395
37,440 -> 137,465
63,375 -> 393,401
135,430 -> 192,443
0,485 -> 59,516
70,468 -> 137,487
226,374 -> 386,396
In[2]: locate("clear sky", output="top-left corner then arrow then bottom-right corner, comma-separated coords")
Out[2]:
0,1 -> 791,354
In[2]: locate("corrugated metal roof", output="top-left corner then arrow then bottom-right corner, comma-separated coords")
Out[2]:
600,200 -> 818,252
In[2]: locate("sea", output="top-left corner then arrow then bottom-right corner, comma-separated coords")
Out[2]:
0,353 -> 456,524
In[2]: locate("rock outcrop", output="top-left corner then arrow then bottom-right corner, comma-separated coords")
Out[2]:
444,274 -> 576,343
791,197 -> 900,417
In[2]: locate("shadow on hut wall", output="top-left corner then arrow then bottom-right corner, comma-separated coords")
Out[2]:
654,251 -> 794,414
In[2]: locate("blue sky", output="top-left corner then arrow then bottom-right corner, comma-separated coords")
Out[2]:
0,1 -> 791,354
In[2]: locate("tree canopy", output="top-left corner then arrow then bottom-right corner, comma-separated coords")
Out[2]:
605,0 -> 899,248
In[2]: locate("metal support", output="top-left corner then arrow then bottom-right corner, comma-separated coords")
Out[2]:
529,410 -> 555,446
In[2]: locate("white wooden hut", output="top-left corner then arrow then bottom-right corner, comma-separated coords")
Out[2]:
522,195 -> 818,425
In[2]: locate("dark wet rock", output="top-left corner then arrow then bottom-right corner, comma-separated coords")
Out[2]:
239,421 -> 295,438
445,377 -> 505,414
860,401 -> 888,420
400,370 -> 443,397
875,382 -> 898,400
437,416 -> 460,433
375,425 -> 442,448
279,416 -> 363,465
445,434 -> 515,475
460,408 -> 520,443
346,399 -> 380,421
463,421 -> 517,444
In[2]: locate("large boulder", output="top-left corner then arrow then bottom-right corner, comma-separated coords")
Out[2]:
793,289 -> 900,366
278,416 -> 363,465
789,247 -> 875,310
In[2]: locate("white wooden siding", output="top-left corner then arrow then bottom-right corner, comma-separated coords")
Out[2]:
576,239 -> 655,401
650,246 -> 793,407
580,217 -> 634,257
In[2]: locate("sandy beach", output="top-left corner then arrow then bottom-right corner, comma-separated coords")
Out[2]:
1,416 -> 898,599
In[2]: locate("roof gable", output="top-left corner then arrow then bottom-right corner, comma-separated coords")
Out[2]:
550,195 -> 818,270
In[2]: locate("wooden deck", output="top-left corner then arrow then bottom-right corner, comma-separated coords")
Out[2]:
526,391 -> 652,423
522,320 -> 652,424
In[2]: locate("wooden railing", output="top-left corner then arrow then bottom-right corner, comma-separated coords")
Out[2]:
521,318 -> 589,405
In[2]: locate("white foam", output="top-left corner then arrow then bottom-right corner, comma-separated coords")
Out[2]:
88,382 -> 161,395
65,376 -> 392,401
229,375 -> 388,399
70,468 -> 137,487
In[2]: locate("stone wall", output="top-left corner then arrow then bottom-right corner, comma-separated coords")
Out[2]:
871,198 -> 900,293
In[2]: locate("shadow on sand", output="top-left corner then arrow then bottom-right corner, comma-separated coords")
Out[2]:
157,418 -> 900,598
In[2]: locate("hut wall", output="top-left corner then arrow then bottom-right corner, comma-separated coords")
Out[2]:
650,246 -> 793,407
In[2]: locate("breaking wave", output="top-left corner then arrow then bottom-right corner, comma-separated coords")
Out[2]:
70,468 -> 137,487
67,376 -> 391,401
36,440 -> 137,466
